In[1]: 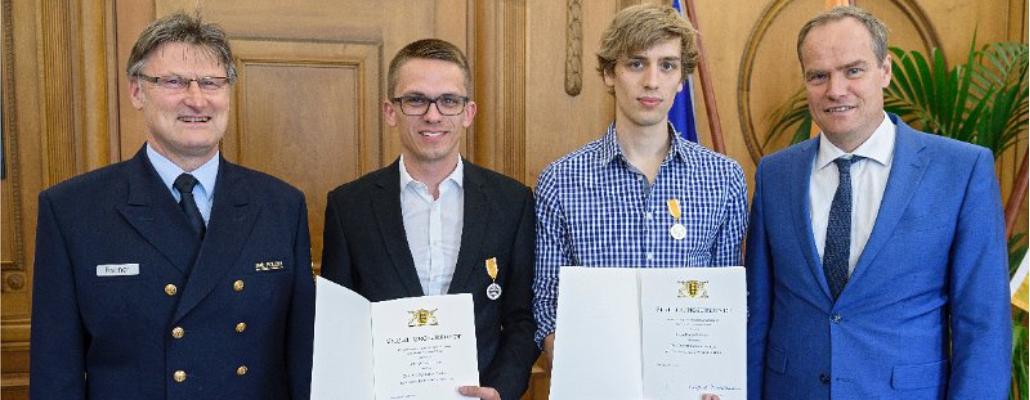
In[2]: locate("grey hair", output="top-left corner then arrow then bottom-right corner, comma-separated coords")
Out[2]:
126,12 -> 237,83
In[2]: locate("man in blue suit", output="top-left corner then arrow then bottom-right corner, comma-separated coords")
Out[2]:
30,13 -> 314,399
746,6 -> 1011,399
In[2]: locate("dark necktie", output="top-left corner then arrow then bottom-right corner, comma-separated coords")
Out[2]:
173,173 -> 206,239
823,156 -> 860,300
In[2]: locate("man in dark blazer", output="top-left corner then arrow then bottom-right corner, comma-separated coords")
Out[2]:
746,6 -> 1011,399
30,13 -> 314,399
321,39 -> 538,400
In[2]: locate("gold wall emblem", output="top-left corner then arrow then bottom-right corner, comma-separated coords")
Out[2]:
407,308 -> 439,327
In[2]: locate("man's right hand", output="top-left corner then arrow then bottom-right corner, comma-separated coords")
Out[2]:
543,333 -> 556,368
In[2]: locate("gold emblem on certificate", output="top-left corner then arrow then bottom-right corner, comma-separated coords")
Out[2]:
677,280 -> 710,299
485,257 -> 502,300
407,308 -> 439,327
666,198 -> 686,240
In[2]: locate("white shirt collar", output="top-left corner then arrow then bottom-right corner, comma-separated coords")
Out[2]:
398,154 -> 464,191
816,112 -> 896,171
145,143 -> 219,201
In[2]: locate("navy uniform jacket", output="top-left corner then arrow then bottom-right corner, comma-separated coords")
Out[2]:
30,147 -> 315,399
321,159 -> 539,400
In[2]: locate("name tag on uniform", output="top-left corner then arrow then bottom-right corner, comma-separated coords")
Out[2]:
255,260 -> 284,272
96,263 -> 139,277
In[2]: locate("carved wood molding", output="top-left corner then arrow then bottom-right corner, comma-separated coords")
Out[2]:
1,0 -> 27,292
564,0 -> 582,96
736,0 -> 942,164
502,0 -> 527,181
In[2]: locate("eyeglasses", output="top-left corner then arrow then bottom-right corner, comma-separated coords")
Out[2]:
391,94 -> 469,116
136,74 -> 231,92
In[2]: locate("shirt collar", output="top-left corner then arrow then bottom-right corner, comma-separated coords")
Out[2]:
815,111 -> 895,170
598,122 -> 688,165
146,143 -> 219,201
398,154 -> 464,191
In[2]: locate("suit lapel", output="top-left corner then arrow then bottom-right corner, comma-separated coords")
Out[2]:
788,139 -> 834,300
173,159 -> 260,322
846,118 -> 929,289
116,148 -> 201,275
448,162 -> 488,294
372,161 -> 424,297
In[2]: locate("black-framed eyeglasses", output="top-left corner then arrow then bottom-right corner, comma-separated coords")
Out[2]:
136,74 -> 231,92
391,94 -> 469,116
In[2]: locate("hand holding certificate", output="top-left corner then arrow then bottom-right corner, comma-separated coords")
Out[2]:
311,277 -> 479,400
550,267 -> 746,400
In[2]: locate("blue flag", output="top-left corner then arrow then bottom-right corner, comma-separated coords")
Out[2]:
670,0 -> 699,142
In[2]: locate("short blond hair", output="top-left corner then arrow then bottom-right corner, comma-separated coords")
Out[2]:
596,4 -> 698,82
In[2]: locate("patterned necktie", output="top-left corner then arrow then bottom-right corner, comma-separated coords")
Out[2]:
173,173 -> 206,239
823,156 -> 860,300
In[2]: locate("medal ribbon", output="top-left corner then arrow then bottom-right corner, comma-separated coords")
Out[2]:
485,257 -> 498,282
666,198 -> 682,223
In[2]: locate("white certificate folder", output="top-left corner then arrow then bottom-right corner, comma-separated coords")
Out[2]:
549,267 -> 746,400
311,276 -> 479,400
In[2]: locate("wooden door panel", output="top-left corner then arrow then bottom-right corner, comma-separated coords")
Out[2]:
224,39 -> 381,271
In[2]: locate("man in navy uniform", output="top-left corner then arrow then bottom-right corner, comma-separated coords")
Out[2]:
29,13 -> 315,399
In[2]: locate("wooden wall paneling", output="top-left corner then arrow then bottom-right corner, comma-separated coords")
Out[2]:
38,0 -> 80,185
473,0 -> 527,182
1,0 -> 32,398
224,39 -> 381,272
524,0 -> 616,188
77,0 -> 116,170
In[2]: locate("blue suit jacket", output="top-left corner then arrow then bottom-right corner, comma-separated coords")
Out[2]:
30,147 -> 315,399
746,115 -> 1011,399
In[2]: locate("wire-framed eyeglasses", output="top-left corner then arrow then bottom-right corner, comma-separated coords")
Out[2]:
136,74 -> 231,92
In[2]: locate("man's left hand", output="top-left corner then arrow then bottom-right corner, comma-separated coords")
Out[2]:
458,386 -> 501,400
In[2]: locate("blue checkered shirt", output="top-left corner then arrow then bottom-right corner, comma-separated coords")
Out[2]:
532,123 -> 748,346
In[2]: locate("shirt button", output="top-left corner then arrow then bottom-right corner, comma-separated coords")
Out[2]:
164,284 -> 178,296
173,370 -> 187,383
233,280 -> 245,292
819,373 -> 830,384
235,322 -> 247,333
831,314 -> 842,323
171,326 -> 184,339
646,252 -> 654,261
644,212 -> 653,220
236,365 -> 248,376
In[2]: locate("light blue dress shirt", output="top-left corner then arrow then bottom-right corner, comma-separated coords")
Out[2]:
145,144 -> 219,225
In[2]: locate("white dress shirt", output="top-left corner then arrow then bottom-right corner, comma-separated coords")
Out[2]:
810,113 -> 895,276
146,143 -> 218,225
399,155 -> 465,295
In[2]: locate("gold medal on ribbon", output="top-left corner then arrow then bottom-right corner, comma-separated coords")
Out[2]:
667,198 -> 687,240
485,257 -> 502,300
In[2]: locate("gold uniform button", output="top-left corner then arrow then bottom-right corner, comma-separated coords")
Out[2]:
235,322 -> 247,333
173,370 -> 187,382
233,280 -> 245,292
164,284 -> 178,296
171,326 -> 184,339
236,365 -> 248,376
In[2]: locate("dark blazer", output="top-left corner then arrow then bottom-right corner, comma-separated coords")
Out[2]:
746,114 -> 1011,399
30,147 -> 315,400
321,159 -> 539,400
